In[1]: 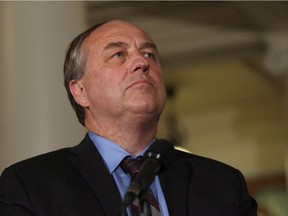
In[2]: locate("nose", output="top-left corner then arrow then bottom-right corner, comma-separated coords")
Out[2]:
129,54 -> 150,74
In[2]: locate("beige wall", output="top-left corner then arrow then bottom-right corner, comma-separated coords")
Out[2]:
159,60 -> 288,179
0,2 -> 87,172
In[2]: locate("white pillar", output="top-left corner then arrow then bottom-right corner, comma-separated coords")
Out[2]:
0,2 -> 87,172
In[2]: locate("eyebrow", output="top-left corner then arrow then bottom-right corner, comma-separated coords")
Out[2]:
139,41 -> 158,52
104,41 -> 158,52
104,41 -> 128,50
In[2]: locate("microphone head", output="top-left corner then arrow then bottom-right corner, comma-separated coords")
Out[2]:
123,139 -> 174,206
143,139 -> 174,174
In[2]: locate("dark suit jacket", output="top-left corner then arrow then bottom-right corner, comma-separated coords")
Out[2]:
0,134 -> 257,216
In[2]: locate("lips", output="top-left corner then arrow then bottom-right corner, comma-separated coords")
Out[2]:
127,80 -> 153,89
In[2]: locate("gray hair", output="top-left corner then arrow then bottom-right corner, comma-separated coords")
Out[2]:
63,22 -> 106,126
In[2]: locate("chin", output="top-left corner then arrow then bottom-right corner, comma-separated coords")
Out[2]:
130,104 -> 163,117
127,96 -> 165,114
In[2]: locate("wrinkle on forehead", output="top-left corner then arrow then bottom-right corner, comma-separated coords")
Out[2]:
81,20 -> 154,52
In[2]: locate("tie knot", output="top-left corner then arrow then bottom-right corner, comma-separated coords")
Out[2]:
120,156 -> 142,177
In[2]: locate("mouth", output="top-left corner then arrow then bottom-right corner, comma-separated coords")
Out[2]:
127,80 -> 153,89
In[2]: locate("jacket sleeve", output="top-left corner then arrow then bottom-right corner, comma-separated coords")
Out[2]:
0,167 -> 35,216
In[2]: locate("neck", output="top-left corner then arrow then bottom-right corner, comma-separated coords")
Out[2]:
85,113 -> 159,155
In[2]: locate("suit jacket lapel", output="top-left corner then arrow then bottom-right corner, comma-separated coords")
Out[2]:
69,135 -> 122,216
160,150 -> 190,216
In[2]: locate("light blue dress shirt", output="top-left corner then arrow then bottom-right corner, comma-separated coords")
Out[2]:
88,132 -> 169,216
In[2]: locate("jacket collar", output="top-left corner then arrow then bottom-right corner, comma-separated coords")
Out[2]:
69,134 -> 123,216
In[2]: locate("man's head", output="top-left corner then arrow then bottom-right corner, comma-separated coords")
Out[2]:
64,20 -> 166,127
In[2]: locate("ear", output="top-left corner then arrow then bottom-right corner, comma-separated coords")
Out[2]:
69,80 -> 90,108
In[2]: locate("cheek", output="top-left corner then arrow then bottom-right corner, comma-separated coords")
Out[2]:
159,84 -> 167,108
155,72 -> 167,104
152,70 -> 165,92
86,69 -> 123,100
85,66 -> 109,89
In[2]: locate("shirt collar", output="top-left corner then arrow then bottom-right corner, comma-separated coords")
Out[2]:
88,132 -> 155,174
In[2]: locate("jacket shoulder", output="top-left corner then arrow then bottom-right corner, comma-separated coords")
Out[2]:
174,149 -> 236,171
1,134 -> 93,178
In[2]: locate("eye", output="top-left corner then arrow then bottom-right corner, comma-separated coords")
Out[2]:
143,52 -> 155,59
113,51 -> 124,58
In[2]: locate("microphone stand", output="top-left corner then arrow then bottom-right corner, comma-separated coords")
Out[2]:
121,189 -> 152,216
138,189 -> 151,216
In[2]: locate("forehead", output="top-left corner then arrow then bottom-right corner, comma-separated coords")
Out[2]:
82,21 -> 154,50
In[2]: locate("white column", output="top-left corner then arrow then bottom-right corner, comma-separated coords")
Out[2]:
0,2 -> 87,172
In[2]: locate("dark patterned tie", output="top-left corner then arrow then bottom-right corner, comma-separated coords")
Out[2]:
120,156 -> 161,216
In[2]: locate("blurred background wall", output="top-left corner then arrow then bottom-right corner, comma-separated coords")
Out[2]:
0,2 -> 287,215
0,1 -> 87,171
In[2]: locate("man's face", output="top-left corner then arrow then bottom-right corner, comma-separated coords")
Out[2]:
73,20 -> 166,122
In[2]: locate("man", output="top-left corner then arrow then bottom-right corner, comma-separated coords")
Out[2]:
0,20 -> 257,215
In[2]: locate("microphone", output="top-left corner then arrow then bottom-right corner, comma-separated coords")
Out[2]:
123,139 -> 174,206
